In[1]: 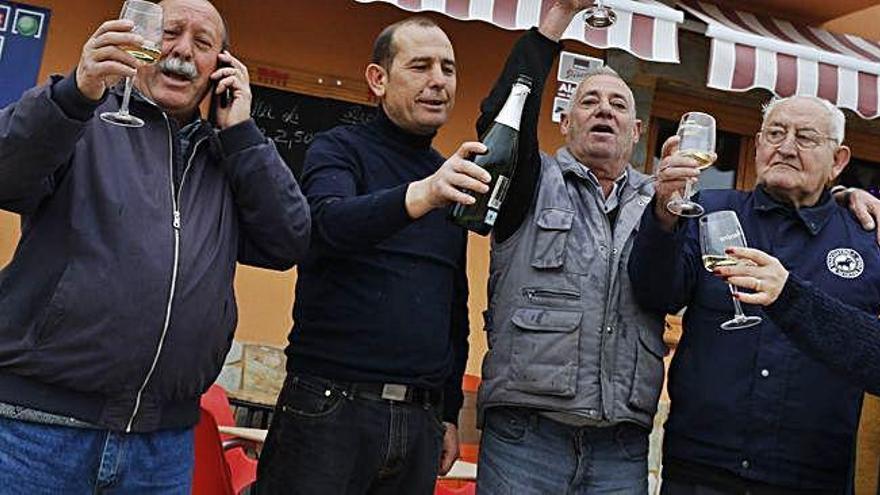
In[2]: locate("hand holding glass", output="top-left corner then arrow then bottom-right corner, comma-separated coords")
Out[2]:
699,210 -> 762,330
584,1 -> 617,29
667,112 -> 717,218
99,0 -> 164,128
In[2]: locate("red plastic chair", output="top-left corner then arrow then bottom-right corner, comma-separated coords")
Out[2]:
192,385 -> 259,495
435,480 -> 476,495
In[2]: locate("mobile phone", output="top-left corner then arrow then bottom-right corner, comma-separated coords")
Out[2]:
208,56 -> 233,127
216,58 -> 232,109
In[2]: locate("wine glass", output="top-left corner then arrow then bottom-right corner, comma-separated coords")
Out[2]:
99,0 -> 164,128
699,210 -> 762,330
584,1 -> 617,29
667,112 -> 717,218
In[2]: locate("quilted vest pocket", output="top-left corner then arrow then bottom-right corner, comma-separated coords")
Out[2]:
508,307 -> 582,397
627,326 -> 667,414
530,208 -> 573,269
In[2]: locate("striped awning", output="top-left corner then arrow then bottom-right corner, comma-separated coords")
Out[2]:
678,0 -> 880,119
353,0 -> 684,63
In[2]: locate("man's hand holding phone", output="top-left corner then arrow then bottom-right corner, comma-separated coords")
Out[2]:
209,50 -> 252,129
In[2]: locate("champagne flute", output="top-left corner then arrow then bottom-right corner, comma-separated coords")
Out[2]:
584,0 -> 617,29
667,112 -> 717,218
99,0 -> 164,128
699,210 -> 762,331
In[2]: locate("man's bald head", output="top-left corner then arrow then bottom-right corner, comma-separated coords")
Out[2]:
135,0 -> 228,122
158,0 -> 228,49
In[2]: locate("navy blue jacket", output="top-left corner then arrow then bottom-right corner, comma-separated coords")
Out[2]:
628,187 -> 880,491
770,274 -> 880,396
287,109 -> 469,424
0,75 -> 310,432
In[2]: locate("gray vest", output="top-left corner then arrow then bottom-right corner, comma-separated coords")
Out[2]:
478,148 -> 666,429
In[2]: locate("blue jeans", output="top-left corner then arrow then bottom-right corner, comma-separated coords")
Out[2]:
256,373 -> 445,495
477,407 -> 649,495
0,416 -> 193,494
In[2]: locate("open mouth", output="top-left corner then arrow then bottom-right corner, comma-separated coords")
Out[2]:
162,70 -> 193,83
417,98 -> 446,109
589,123 -> 616,136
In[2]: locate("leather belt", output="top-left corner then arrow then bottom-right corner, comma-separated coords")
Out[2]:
348,382 -> 442,408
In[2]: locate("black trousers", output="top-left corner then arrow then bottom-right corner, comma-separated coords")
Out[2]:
256,373 -> 446,495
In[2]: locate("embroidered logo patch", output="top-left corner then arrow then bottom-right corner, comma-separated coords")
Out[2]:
826,248 -> 864,279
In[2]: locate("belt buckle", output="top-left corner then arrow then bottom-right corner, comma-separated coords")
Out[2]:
381,383 -> 408,402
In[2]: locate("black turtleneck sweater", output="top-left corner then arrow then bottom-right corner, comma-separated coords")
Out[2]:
286,109 -> 469,424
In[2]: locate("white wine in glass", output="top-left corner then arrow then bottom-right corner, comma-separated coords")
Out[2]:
699,210 -> 762,331
121,44 -> 162,65
100,0 -> 164,128
667,112 -> 717,218
702,254 -> 739,271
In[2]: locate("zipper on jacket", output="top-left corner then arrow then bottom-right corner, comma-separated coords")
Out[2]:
125,114 -> 208,432
522,288 -> 580,302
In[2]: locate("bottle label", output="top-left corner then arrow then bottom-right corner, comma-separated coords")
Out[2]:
488,175 -> 511,210
485,209 -> 498,226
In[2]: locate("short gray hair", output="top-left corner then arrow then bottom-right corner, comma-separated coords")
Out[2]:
570,65 -> 635,115
762,96 -> 846,144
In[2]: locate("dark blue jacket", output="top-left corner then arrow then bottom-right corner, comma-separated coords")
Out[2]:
769,273 -> 880,397
287,109 -> 469,424
0,76 -> 310,432
628,187 -> 880,491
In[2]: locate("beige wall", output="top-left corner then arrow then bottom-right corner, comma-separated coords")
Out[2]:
823,4 -> 880,39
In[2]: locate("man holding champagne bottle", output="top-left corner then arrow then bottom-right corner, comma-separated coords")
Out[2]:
0,0 -> 310,491
629,95 -> 880,493
257,16 -> 490,494
475,1 -> 665,492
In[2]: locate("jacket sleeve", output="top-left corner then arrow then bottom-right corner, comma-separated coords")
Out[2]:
302,131 -> 414,252
442,240 -> 470,425
627,200 -> 701,314
480,28 -> 561,243
217,119 -> 311,270
765,274 -> 880,395
0,75 -> 102,214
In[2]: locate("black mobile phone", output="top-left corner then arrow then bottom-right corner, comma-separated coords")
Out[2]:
208,57 -> 233,127
216,58 -> 232,109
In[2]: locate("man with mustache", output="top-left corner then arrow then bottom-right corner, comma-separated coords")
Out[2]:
256,16 -> 486,495
629,95 -> 880,493
0,0 -> 309,491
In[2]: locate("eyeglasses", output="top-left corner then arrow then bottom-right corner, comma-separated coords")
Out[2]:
758,126 -> 838,150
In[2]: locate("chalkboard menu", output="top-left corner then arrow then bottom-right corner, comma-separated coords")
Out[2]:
250,84 -> 375,179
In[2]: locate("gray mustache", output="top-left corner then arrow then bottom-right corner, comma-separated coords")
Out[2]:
158,57 -> 198,81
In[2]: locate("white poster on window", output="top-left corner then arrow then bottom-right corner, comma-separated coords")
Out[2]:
553,51 -> 604,123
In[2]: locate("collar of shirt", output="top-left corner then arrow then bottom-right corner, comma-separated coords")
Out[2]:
556,147 -> 629,213
753,184 -> 836,235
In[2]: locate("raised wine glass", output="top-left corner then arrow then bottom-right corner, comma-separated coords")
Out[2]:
699,210 -> 762,330
584,0 -> 617,29
99,0 -> 164,128
667,111 -> 716,218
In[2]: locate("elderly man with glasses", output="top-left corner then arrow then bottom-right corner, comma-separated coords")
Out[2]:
628,95 -> 880,495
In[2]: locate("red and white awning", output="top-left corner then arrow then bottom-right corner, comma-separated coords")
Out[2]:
677,0 -> 880,119
353,0 -> 683,63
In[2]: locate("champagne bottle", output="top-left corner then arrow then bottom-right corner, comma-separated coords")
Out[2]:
450,75 -> 532,235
